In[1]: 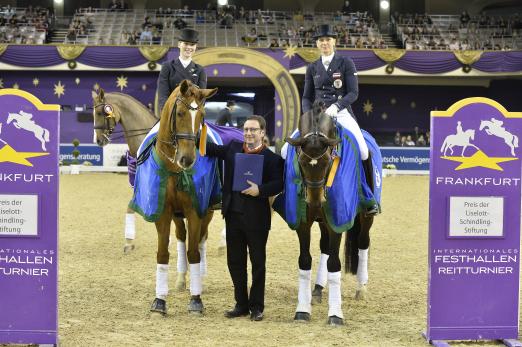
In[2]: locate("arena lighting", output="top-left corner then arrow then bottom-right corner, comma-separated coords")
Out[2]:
54,0 -> 63,3
217,0 -> 228,6
229,92 -> 255,98
380,0 -> 389,10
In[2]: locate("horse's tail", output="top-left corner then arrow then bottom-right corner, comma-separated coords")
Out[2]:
514,134 -> 519,148
344,217 -> 361,274
43,128 -> 50,142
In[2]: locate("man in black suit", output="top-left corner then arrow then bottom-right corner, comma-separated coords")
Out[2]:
156,28 -> 207,115
204,115 -> 284,321
215,100 -> 236,126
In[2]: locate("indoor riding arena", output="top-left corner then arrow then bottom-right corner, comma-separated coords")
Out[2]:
1,0 -> 522,346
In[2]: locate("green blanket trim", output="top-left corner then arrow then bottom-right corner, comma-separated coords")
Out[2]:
128,148 -> 172,222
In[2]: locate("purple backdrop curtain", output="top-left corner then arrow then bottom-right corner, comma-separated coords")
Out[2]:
0,46 -> 520,73
347,50 -> 386,71
76,46 -> 148,68
395,51 -> 461,74
0,45 -> 63,66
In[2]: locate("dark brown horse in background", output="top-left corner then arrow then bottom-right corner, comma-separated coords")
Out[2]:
285,102 -> 375,326
147,80 -> 218,315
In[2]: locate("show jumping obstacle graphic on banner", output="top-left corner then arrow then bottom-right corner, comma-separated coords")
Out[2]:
0,89 -> 59,345
426,97 -> 522,344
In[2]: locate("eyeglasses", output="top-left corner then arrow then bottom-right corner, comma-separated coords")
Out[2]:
243,127 -> 261,133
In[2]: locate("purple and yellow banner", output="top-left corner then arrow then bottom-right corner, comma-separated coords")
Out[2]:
426,98 -> 522,342
0,89 -> 59,344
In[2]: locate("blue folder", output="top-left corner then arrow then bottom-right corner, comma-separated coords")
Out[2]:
232,153 -> 264,191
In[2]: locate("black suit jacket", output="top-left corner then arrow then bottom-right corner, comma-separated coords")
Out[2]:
157,58 -> 207,114
302,53 -> 358,118
206,141 -> 284,231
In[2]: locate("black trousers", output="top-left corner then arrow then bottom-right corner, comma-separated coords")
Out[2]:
225,212 -> 269,313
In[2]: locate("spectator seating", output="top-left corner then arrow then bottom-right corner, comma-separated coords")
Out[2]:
393,13 -> 521,50
65,8 -> 389,48
0,5 -> 49,44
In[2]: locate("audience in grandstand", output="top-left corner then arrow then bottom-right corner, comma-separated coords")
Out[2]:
394,12 -> 520,50
0,6 -> 49,44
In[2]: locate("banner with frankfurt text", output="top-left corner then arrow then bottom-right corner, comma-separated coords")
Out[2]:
426,97 -> 522,343
0,89 -> 59,345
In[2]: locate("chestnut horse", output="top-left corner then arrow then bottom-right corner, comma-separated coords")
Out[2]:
285,102 -> 376,326
144,80 -> 218,315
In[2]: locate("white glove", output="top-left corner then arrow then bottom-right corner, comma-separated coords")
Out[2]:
324,104 -> 339,117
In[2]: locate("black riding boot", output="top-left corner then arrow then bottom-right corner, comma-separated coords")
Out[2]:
362,154 -> 379,216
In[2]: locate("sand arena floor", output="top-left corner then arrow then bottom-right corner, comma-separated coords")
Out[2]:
53,173 -> 515,347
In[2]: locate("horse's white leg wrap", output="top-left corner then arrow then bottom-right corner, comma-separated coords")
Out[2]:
189,263 -> 202,296
156,264 -> 169,300
219,227 -> 227,248
124,213 -> 135,240
296,269 -> 312,313
199,240 -> 207,277
315,253 -> 329,287
357,249 -> 369,286
327,271 -> 344,319
177,241 -> 187,273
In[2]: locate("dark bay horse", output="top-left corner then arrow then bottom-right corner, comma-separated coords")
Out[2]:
92,89 -> 158,253
285,102 -> 375,326
146,80 -> 218,315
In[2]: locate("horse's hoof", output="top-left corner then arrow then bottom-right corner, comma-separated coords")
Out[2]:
311,285 -> 323,305
355,285 -> 367,300
123,244 -> 135,254
188,296 -> 204,315
294,312 -> 311,322
150,298 -> 167,316
327,316 -> 344,326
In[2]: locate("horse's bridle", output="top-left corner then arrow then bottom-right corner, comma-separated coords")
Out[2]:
155,95 -> 204,166
297,131 -> 336,189
93,102 -> 156,142
168,95 -> 203,146
93,103 -> 116,138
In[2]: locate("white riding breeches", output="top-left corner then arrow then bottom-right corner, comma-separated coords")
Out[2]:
335,109 -> 368,160
281,108 -> 368,160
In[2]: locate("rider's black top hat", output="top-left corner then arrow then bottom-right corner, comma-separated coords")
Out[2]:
313,24 -> 338,39
178,28 -> 199,43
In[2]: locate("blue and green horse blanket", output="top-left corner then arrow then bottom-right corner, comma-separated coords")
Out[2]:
129,122 -> 243,222
274,125 -> 382,233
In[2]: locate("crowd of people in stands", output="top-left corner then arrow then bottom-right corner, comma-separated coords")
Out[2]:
393,128 -> 430,147
69,5 -> 521,50
394,11 -> 521,50
242,12 -> 385,48
0,5 -> 50,44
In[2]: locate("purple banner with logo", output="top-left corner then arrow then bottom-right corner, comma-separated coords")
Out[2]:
0,89 -> 59,344
426,98 -> 522,342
